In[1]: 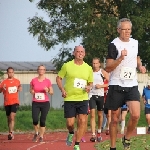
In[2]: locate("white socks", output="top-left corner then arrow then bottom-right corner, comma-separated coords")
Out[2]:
121,120 -> 125,130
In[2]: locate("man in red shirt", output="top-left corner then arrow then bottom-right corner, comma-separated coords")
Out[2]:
0,67 -> 22,140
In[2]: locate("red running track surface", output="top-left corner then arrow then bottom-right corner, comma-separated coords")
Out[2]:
0,131 -> 137,150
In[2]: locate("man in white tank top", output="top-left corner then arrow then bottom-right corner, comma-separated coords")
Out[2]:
105,18 -> 146,150
89,58 -> 109,142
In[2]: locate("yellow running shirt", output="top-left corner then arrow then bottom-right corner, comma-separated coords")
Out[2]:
58,60 -> 93,101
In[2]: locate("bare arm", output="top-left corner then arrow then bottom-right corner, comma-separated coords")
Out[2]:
30,85 -> 34,95
56,76 -> 64,92
105,57 -> 123,73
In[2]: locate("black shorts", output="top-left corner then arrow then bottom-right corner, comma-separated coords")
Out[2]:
104,107 -> 108,114
105,85 -> 140,111
89,95 -> 104,111
145,107 -> 150,114
64,100 -> 88,118
121,108 -> 128,111
5,103 -> 19,116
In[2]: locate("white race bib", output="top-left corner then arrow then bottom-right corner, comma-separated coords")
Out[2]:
74,78 -> 87,89
147,99 -> 150,105
8,86 -> 17,94
120,67 -> 135,80
35,93 -> 45,100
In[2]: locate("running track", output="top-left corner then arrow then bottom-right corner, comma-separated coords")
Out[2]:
0,131 -> 137,150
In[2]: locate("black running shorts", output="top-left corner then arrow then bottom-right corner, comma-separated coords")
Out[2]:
105,85 -> 140,111
89,95 -> 104,111
64,100 -> 88,118
145,107 -> 150,114
5,103 -> 19,116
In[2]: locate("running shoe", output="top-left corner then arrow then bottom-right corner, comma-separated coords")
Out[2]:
90,136 -> 96,142
39,137 -> 44,143
148,127 -> 150,134
97,132 -> 102,142
66,133 -> 74,146
8,133 -> 14,140
106,129 -> 109,135
32,133 -> 39,142
122,136 -> 130,150
81,137 -> 86,142
74,145 -> 80,150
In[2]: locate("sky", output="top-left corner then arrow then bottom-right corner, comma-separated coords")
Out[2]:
0,0 -> 81,61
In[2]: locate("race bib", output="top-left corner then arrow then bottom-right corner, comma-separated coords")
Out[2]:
147,99 -> 150,105
35,93 -> 45,100
120,67 -> 135,80
74,78 -> 87,89
8,86 -> 17,94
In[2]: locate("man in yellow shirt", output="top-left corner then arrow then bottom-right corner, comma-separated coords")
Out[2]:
56,45 -> 93,150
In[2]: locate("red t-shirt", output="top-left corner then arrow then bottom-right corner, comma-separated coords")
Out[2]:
0,78 -> 20,106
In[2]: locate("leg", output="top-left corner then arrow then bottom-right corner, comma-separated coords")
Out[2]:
90,109 -> 96,135
8,112 -> 16,133
121,109 -> 128,134
32,102 -> 40,142
89,96 -> 96,137
125,101 -> 140,139
76,114 -> 87,142
64,101 -> 76,146
97,111 -> 103,132
110,109 -> 120,148
39,102 -> 50,139
106,110 -> 111,135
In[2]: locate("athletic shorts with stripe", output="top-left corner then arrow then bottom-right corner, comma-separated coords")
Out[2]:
105,85 -> 140,111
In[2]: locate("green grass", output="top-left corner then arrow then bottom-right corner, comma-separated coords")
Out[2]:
0,109 -> 147,132
95,135 -> 150,150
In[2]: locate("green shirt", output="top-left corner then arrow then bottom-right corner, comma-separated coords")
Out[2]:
58,60 -> 93,101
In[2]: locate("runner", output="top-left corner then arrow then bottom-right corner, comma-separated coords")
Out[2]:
120,104 -> 128,134
89,58 -> 109,142
0,67 -> 22,140
105,18 -> 146,150
56,45 -> 93,150
142,80 -> 150,134
30,65 -> 53,142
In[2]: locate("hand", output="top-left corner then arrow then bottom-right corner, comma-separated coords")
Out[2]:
120,48 -> 127,59
95,84 -> 102,89
61,88 -> 67,98
44,87 -> 49,93
143,100 -> 147,104
3,84 -> 6,90
30,89 -> 35,95
139,66 -> 146,74
18,86 -> 22,91
85,86 -> 91,93
49,87 -> 53,95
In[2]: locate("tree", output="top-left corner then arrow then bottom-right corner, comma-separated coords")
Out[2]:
28,0 -> 150,70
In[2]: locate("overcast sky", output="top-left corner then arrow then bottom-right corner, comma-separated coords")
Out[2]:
0,0 -> 81,61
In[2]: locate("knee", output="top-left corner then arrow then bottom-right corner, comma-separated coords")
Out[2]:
33,121 -> 38,126
67,120 -> 74,128
40,121 -> 45,127
131,114 -> 140,121
78,117 -> 86,125
111,117 -> 119,126
90,111 -> 95,119
98,111 -> 103,118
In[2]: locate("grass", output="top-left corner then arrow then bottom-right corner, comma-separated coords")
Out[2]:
0,108 -> 147,132
95,135 -> 150,150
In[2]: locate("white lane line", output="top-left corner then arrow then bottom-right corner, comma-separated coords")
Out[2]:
26,139 -> 66,150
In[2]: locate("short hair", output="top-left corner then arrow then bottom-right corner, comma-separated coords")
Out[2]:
74,45 -> 85,52
37,65 -> 46,70
7,67 -> 14,72
117,18 -> 132,28
93,57 -> 100,62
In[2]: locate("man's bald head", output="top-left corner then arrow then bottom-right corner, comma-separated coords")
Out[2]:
74,45 -> 85,52
73,45 -> 85,60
